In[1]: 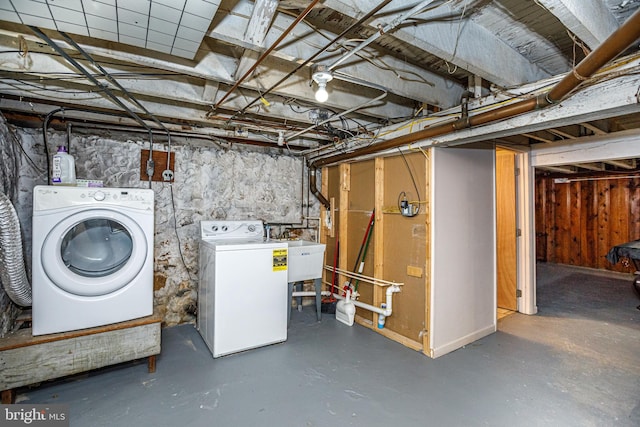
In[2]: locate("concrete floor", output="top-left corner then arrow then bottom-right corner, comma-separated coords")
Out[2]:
19,263 -> 640,426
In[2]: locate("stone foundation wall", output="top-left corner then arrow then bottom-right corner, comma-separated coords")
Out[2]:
1,122 -> 320,328
0,115 -> 22,337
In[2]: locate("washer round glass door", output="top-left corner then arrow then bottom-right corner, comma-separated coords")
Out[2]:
41,209 -> 148,296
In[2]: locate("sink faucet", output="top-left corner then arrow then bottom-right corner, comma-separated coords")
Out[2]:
264,224 -> 271,242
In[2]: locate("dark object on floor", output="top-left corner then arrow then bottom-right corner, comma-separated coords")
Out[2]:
321,298 -> 336,313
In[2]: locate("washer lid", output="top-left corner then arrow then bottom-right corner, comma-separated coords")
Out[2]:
41,209 -> 148,296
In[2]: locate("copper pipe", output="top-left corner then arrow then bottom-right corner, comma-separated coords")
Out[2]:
310,8 -> 640,168
236,0 -> 392,117
214,0 -> 321,110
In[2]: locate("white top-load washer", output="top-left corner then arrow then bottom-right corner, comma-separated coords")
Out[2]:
198,220 -> 288,358
31,185 -> 154,336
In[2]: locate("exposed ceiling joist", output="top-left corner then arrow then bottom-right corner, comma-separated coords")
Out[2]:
320,0 -> 551,87
234,0 -> 280,79
604,158 -> 637,169
537,0 -> 619,49
208,0 -> 465,108
548,128 -> 577,139
0,0 -> 637,153
522,133 -> 555,144
537,165 -> 577,174
571,162 -> 606,172
580,122 -> 608,135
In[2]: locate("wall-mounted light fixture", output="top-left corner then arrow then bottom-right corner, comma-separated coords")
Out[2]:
311,64 -> 333,103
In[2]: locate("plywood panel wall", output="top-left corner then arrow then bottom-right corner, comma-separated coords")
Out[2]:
535,173 -> 640,272
320,152 -> 428,351
382,154 -> 427,343
347,161 -> 376,317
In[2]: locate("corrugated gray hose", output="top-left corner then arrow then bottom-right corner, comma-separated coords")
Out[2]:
0,191 -> 32,306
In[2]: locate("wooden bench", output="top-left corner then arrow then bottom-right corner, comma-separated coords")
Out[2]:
0,312 -> 162,404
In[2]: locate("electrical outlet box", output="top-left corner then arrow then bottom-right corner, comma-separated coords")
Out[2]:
140,149 -> 175,182
234,128 -> 249,138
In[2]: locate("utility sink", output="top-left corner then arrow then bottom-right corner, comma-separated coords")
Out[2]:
283,240 -> 326,282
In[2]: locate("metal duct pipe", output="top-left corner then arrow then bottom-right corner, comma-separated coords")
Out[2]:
309,167 -> 330,209
0,191 -> 31,307
214,0 -> 321,110
310,8 -> 640,168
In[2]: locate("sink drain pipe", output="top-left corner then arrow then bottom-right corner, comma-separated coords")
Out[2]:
294,285 -> 400,317
330,284 -> 401,317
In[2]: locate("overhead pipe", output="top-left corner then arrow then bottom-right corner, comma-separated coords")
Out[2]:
58,31 -> 174,181
29,27 -> 157,183
309,167 -> 330,209
285,75 -> 388,141
235,0 -> 392,117
29,27 -> 154,134
288,0 -> 433,144
214,0 -> 321,110
328,0 -> 437,72
309,8 -> 640,168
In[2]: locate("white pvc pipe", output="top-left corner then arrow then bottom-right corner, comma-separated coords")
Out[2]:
291,291 -> 320,298
332,284 -> 401,317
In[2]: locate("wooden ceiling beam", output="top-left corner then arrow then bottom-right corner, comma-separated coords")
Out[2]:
523,133 -> 555,143
547,128 -> 577,139
320,0 -> 550,87
580,122 -> 608,135
572,162 -> 605,171
537,165 -> 577,174
604,158 -> 636,169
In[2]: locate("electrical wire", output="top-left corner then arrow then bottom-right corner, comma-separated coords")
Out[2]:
4,116 -> 46,175
169,182 -> 194,282
397,148 -> 421,216
0,78 -> 110,95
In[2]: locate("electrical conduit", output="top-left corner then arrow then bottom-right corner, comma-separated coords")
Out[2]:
309,7 -> 640,168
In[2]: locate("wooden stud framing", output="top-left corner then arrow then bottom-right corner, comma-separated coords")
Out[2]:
339,163 -> 350,293
423,148 -> 431,352
373,157 -> 385,326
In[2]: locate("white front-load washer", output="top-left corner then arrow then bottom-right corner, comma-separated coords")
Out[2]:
31,185 -> 155,336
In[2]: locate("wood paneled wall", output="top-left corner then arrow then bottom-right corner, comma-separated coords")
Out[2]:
535,173 -> 640,272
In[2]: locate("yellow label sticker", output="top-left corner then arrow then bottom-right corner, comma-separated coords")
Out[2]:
273,249 -> 288,271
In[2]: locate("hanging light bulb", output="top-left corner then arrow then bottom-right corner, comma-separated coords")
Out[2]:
315,82 -> 329,103
311,65 -> 333,104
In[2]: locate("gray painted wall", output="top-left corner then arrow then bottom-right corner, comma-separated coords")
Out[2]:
0,119 -> 320,333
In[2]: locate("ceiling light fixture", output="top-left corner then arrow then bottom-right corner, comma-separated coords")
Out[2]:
312,64 -> 333,103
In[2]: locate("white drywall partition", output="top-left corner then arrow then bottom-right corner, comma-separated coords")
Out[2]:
430,146 -> 497,357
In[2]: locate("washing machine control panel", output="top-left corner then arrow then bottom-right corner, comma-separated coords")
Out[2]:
201,220 -> 265,241
33,186 -> 154,211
